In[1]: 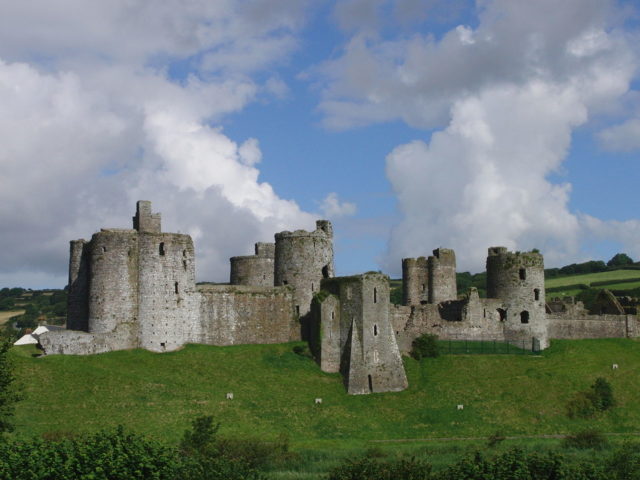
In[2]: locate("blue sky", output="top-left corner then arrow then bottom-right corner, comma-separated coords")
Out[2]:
0,0 -> 639,289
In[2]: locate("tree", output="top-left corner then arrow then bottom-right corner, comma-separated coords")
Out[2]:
0,340 -> 22,433
607,253 -> 634,267
411,334 -> 440,360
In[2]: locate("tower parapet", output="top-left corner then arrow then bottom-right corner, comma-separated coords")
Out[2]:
274,220 -> 334,318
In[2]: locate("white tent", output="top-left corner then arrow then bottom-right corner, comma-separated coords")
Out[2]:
14,325 -> 65,346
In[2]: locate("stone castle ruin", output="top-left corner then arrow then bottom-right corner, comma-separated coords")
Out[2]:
38,201 -> 640,395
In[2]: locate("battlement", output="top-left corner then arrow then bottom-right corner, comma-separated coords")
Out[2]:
275,220 -> 333,240
133,200 -> 161,233
255,242 -> 275,257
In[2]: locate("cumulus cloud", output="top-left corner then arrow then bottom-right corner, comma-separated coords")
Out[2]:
319,193 -> 357,218
317,0 -> 639,273
598,118 -> 640,152
0,0 -> 315,287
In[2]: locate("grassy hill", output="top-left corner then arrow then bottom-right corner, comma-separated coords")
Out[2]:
10,339 -> 640,450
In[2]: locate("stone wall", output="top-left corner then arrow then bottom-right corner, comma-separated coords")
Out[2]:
196,284 -> 298,346
548,314 -> 638,339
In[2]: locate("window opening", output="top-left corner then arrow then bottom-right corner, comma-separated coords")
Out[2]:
520,310 -> 529,324
160,342 -> 165,348
421,284 -> 426,292
373,324 -> 378,336
312,282 -> 314,292
497,308 -> 506,322
174,282 -> 179,294
519,268 -> 526,280
368,375 -> 373,393
182,249 -> 187,257
183,260 -> 187,271
102,246 -> 107,253
534,288 -> 540,301
159,243 -> 165,256
374,287 -> 377,303
283,280 -> 288,285
322,265 -> 330,279
296,305 -> 300,316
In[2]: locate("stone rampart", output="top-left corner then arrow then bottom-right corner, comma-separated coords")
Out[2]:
230,242 -> 275,287
428,248 -> 457,303
402,257 -> 428,306
196,284 -> 298,346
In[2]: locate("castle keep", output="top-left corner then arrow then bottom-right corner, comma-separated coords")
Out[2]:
39,201 -> 640,395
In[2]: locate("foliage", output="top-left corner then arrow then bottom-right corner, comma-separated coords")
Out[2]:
563,430 -> 608,450
608,253 -> 634,267
390,285 -> 403,305
0,427 -> 178,480
327,456 -> 433,480
566,378 -> 615,419
411,334 -> 440,360
0,340 -> 21,434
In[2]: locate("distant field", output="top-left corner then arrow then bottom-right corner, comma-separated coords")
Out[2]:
546,269 -> 640,289
0,310 -> 24,325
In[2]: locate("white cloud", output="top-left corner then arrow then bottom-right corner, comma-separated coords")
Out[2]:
316,0 -> 639,273
0,0 -> 316,287
598,118 -> 640,152
319,193 -> 357,218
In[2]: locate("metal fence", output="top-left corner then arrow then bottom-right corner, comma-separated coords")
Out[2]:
436,338 -> 541,355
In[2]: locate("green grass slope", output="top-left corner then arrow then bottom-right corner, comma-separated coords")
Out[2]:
545,269 -> 640,298
10,339 -> 640,449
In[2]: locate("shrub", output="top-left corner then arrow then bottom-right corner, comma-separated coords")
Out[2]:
328,456 -> 432,480
591,377 -> 615,411
411,334 -> 440,360
563,430 -> 608,450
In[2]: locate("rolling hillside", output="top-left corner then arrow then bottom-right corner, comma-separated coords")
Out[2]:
10,339 -> 640,449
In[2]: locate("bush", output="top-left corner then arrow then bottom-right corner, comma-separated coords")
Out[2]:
607,253 -> 634,267
328,456 -> 432,480
591,377 -> 615,411
411,334 -> 440,360
563,430 -> 608,450
566,378 -> 615,419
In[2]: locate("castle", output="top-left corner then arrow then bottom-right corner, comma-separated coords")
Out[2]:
38,201 -> 640,395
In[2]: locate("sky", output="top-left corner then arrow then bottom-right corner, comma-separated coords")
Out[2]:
1,0 -> 639,289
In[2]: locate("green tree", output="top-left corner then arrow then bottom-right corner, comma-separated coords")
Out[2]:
0,340 -> 22,433
607,253 -> 634,267
411,334 -> 440,360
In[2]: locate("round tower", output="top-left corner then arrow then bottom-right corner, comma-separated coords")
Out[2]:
402,257 -> 428,306
274,220 -> 334,317
87,229 -> 139,334
486,247 -> 547,349
230,242 -> 275,287
428,248 -> 457,304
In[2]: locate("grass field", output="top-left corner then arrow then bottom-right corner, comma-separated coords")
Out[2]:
0,309 -> 24,325
545,269 -> 640,289
10,339 -> 640,446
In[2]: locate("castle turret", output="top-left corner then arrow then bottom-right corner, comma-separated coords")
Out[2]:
402,257 -> 428,306
274,220 -> 334,318
486,247 -> 547,349
230,242 -> 275,287
133,200 -> 161,233
428,248 -> 457,303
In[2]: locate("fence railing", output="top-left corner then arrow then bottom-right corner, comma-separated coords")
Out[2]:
436,338 -> 540,355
